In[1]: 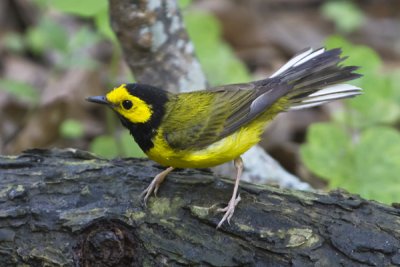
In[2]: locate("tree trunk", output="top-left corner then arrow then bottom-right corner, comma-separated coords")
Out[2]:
1,149 -> 400,266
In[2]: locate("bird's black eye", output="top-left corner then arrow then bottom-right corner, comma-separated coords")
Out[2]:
122,100 -> 133,110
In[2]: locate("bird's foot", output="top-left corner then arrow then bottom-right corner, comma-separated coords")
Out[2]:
216,194 -> 241,229
140,167 -> 174,206
139,176 -> 161,206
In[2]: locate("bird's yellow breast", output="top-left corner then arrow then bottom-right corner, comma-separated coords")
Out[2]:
146,120 -> 267,168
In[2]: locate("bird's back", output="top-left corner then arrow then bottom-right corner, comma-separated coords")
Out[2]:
147,48 -> 361,168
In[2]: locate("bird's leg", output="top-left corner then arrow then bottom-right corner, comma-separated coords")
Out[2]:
216,157 -> 243,228
140,166 -> 174,206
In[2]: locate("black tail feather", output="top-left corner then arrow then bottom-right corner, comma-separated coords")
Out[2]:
269,47 -> 362,109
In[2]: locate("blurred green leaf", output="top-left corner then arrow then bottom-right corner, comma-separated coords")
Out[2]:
60,119 -> 84,139
26,28 -> 45,54
324,36 -> 400,128
69,26 -> 101,50
55,26 -> 101,70
94,8 -> 117,41
184,11 -> 251,85
302,37 -> 400,204
26,17 -> 68,54
349,73 -> 400,127
50,0 -> 114,42
3,33 -> 25,53
322,1 -> 365,33
0,79 -> 39,104
301,124 -> 400,204
389,70 -> 400,105
51,0 -> 107,17
300,123 -> 352,186
90,135 -> 119,158
32,0 -> 48,8
325,36 -> 381,75
179,0 -> 193,9
352,127 -> 400,202
58,55 -> 99,70
90,132 -> 147,159
120,131 -> 147,158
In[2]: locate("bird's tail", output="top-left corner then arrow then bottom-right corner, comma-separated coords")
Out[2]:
270,48 -> 362,110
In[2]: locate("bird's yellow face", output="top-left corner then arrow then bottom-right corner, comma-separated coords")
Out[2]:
106,84 -> 153,123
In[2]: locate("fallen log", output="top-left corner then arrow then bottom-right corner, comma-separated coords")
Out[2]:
1,149 -> 400,266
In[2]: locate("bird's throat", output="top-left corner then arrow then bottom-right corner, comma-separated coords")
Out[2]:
119,116 -> 156,153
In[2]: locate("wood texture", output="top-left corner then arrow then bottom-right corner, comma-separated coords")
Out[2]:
1,149 -> 400,266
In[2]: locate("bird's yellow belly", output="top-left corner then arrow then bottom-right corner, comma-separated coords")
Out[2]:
146,122 -> 266,168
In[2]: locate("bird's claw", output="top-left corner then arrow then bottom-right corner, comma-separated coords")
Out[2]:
140,167 -> 174,207
216,194 -> 241,229
140,180 -> 159,206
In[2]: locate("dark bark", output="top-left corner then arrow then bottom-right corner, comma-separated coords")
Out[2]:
1,149 -> 400,266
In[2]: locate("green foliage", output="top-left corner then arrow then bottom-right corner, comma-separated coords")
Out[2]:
301,123 -> 351,186
93,8 -> 117,41
90,135 -> 119,159
301,124 -> 400,203
301,37 -> 400,204
321,1 -> 365,33
326,36 -> 400,128
3,33 -> 25,53
26,17 -> 68,54
0,79 -> 39,104
184,11 -> 251,85
326,36 -> 381,73
50,0 -> 108,17
8,16 -> 101,71
50,0 -> 115,41
7,3 -> 107,70
57,26 -> 101,70
60,119 -> 84,139
178,0 -> 193,9
119,131 -> 147,158
90,132 -> 146,159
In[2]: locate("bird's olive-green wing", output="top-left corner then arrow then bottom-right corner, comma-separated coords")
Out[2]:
161,80 -> 291,150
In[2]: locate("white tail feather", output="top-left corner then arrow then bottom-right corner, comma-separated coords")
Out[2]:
290,101 -> 330,110
270,48 -> 313,78
294,48 -> 325,67
304,91 -> 360,103
289,84 -> 362,110
269,47 -> 362,111
308,84 -> 360,97
270,48 -> 326,78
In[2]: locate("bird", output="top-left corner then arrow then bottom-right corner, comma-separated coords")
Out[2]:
87,47 -> 362,228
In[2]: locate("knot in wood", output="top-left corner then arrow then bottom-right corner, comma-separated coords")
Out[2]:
75,219 -> 143,267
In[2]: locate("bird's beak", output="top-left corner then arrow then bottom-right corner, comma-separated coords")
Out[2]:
86,95 -> 109,105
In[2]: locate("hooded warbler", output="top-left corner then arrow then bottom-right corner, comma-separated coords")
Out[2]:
87,48 -> 362,228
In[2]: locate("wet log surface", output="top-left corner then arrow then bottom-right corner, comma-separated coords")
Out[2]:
1,148 -> 400,266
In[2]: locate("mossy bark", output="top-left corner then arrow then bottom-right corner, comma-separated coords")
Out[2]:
1,149 -> 400,266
